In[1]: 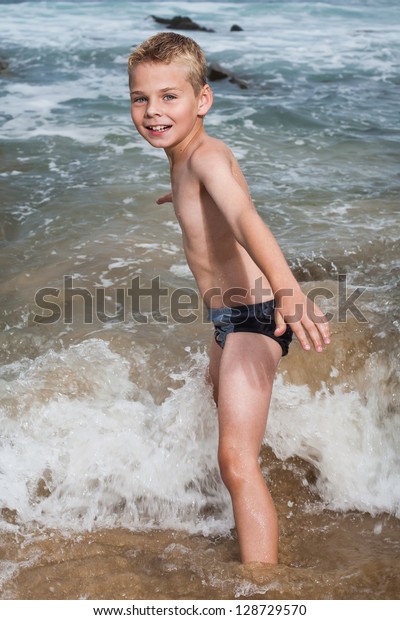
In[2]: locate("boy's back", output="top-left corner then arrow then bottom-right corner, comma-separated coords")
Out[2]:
169,133 -> 274,308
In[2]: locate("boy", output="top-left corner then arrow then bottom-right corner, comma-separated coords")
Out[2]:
128,32 -> 330,564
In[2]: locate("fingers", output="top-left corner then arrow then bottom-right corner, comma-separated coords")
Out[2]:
293,320 -> 322,353
309,301 -> 331,347
274,309 -> 287,337
294,317 -> 330,353
274,305 -> 330,353
273,290 -> 332,353
288,301 -> 331,353
156,192 -> 173,205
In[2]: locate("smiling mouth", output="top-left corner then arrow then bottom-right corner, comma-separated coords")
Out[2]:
146,125 -> 172,133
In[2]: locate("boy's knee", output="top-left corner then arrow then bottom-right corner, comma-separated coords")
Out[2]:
218,445 -> 256,492
218,450 -> 239,491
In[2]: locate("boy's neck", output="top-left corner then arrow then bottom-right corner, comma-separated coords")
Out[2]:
165,118 -> 205,166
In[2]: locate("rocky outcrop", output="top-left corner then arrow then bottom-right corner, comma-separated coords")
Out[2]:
0,59 -> 9,73
230,24 -> 243,31
146,16 -> 248,88
207,62 -> 248,89
150,15 -> 215,33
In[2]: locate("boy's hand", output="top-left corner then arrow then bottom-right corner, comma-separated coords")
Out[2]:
274,288 -> 331,353
156,192 -> 173,205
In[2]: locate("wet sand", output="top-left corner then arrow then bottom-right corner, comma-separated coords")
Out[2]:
2,452 -> 399,600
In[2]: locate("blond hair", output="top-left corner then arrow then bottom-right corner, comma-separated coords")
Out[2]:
128,32 -> 207,95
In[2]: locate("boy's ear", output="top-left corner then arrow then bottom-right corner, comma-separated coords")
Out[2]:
197,84 -> 213,117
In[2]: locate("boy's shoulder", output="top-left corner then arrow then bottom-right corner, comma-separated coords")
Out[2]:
188,135 -> 234,178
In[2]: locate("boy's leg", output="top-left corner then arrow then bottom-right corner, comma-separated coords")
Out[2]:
208,337 -> 223,404
213,331 -> 282,564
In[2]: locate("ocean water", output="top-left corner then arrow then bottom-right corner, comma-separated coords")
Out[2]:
1,0 -> 400,600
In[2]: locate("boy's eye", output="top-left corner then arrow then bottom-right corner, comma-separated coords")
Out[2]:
164,94 -> 177,101
132,96 -> 147,104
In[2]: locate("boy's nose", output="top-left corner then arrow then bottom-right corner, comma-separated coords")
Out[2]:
145,99 -> 161,117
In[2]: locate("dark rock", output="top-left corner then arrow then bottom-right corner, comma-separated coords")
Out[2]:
207,62 -> 248,90
230,24 -> 243,32
207,65 -> 228,82
150,15 -> 215,33
0,59 -> 9,73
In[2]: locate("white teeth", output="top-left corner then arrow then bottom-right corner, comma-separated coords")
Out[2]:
149,125 -> 169,132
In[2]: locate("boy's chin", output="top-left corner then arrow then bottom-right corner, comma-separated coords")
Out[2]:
145,139 -> 166,149
144,134 -> 174,149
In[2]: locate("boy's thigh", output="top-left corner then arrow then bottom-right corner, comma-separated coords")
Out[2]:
208,337 -> 223,382
217,331 -> 282,446
220,330 -> 282,390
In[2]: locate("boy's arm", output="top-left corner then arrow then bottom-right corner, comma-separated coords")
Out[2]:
192,150 -> 331,352
156,192 -> 173,205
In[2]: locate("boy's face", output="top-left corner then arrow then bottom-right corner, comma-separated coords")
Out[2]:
129,61 -> 210,151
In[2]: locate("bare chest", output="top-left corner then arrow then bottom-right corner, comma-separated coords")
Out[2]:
171,175 -> 225,252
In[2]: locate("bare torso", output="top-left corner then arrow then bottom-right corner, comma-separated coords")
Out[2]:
170,135 -> 273,308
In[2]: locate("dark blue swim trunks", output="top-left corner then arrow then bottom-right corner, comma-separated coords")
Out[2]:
208,300 -> 293,356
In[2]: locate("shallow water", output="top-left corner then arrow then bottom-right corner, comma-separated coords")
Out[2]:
1,0 -> 399,600
2,452 -> 400,600
2,447 -> 400,600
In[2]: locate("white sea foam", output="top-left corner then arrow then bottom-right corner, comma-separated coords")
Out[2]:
108,258 -> 136,270
0,338 -> 398,538
0,339 -> 231,535
170,264 -> 193,278
268,361 -> 400,517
